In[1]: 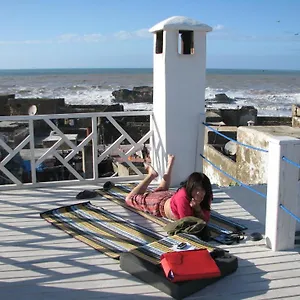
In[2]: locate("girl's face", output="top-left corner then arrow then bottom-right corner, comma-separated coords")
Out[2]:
191,187 -> 206,204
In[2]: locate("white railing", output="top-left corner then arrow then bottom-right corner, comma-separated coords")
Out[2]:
265,136 -> 300,251
0,111 -> 153,190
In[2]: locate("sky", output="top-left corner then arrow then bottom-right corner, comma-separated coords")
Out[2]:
1,0 -> 300,70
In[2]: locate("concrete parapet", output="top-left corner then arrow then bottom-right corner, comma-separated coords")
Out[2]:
292,117 -> 300,127
204,125 -> 237,145
237,125 -> 300,185
257,116 -> 291,126
0,121 -> 29,147
292,104 -> 300,127
292,104 -> 300,117
210,106 -> 257,126
237,126 -> 269,185
203,144 -> 236,186
204,125 -> 300,186
0,94 -> 15,116
7,98 -> 65,115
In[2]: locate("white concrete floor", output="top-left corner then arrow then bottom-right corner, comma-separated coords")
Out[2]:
0,184 -> 299,300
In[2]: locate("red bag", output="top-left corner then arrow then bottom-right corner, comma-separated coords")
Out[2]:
160,249 -> 221,282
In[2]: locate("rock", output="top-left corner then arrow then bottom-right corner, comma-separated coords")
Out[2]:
214,93 -> 235,104
112,86 -> 153,103
206,93 -> 235,104
132,86 -> 152,93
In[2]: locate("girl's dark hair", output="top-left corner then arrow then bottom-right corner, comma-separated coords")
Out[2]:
180,172 -> 213,211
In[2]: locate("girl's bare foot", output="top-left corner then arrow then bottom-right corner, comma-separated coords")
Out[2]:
144,163 -> 158,179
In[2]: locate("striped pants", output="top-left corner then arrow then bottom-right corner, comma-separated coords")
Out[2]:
125,190 -> 175,217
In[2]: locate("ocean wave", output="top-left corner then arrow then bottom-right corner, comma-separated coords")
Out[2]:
205,87 -> 300,116
1,83 -> 298,117
68,85 -> 89,91
17,88 -> 32,95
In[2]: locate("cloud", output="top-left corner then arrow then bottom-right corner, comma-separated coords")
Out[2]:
82,33 -> 105,42
57,34 -> 80,43
113,28 -> 151,40
0,28 -> 150,45
0,39 -> 51,45
23,39 -> 52,44
114,30 -> 133,40
134,28 -> 152,39
56,33 -> 105,43
209,30 -> 300,43
213,24 -> 224,31
12,25 -> 294,45
208,24 -> 300,43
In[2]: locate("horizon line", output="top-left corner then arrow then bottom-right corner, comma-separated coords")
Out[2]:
1,67 -> 300,72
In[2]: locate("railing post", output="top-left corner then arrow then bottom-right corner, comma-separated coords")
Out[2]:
91,116 -> 99,180
29,119 -> 37,184
265,136 -> 300,251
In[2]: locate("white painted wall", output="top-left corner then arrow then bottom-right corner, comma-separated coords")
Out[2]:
150,17 -> 211,186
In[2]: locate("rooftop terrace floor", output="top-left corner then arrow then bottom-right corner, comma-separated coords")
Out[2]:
0,183 -> 299,300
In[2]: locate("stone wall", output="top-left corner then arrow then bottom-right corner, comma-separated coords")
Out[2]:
7,98 -> 65,115
237,126 -> 300,185
292,104 -> 300,127
203,126 -> 269,187
203,144 -> 237,186
236,127 -> 269,185
58,104 -> 125,130
206,106 -> 257,126
204,125 -> 237,145
0,94 -> 15,116
257,116 -> 291,126
0,121 -> 29,148
6,98 -> 65,135
204,124 -> 300,186
1,96 -> 150,147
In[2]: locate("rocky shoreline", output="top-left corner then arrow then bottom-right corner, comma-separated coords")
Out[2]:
112,86 -> 153,103
112,86 -> 236,105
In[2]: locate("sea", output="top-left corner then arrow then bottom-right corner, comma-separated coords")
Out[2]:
1,68 -> 300,116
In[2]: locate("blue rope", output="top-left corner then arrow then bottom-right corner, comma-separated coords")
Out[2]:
200,154 -> 267,199
203,122 -> 269,153
279,204 -> 300,223
282,156 -> 300,169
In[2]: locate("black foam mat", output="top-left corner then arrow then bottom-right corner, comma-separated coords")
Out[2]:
120,251 -> 238,300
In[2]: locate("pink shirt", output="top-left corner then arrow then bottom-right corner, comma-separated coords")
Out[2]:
170,187 -> 211,222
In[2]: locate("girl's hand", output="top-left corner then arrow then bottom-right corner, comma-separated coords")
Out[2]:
190,198 -> 197,208
191,200 -> 204,219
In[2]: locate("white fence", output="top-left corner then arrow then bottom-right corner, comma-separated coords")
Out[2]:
0,111 -> 153,190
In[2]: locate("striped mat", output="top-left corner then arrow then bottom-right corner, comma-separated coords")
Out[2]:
97,184 -> 247,242
129,233 -> 215,265
41,201 -> 215,260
